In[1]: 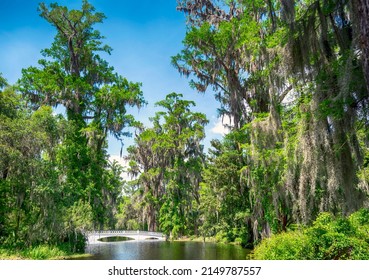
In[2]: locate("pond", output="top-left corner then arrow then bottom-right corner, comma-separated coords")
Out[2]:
83,240 -> 251,260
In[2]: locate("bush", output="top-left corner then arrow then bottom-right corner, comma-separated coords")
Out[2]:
253,209 -> 369,260
215,230 -> 229,243
253,231 -> 310,260
234,237 -> 243,245
348,208 -> 369,243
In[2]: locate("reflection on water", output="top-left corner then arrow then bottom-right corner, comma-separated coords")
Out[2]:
85,240 -> 250,260
98,236 -> 134,242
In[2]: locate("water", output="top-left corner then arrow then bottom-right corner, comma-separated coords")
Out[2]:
84,240 -> 250,260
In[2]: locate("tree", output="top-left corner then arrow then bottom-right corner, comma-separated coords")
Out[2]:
18,1 -> 145,229
175,0 -> 369,241
280,0 -> 368,222
0,84 -> 64,246
174,0 -> 290,238
173,1 -> 248,129
199,130 -> 252,245
352,0 -> 369,93
125,93 -> 208,237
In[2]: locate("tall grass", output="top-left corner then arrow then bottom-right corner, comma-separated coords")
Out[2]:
0,244 -> 80,260
22,245 -> 66,260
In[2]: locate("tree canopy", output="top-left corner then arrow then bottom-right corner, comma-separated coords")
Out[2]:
1,0 -> 369,259
1,1 -> 144,250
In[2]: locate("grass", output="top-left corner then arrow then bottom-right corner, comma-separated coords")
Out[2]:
0,244 -> 92,260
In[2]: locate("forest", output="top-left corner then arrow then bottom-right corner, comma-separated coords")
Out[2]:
1,0 -> 369,259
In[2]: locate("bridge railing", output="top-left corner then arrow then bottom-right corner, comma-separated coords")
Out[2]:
85,230 -> 164,237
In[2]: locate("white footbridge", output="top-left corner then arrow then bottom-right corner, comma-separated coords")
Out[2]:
85,230 -> 165,244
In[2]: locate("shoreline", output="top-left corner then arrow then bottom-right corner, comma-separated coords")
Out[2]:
0,252 -> 94,260
0,246 -> 93,260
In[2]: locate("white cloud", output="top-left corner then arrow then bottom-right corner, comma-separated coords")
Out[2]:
210,115 -> 232,135
109,155 -> 128,167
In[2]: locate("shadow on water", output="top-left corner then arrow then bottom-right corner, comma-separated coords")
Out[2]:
97,236 -> 134,242
83,240 -> 251,260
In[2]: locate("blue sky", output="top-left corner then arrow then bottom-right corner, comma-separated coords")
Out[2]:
0,0 -> 228,158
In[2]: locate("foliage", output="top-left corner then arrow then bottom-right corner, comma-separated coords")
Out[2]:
175,0 -> 369,243
2,0 -> 369,258
253,231 -> 310,260
253,210 -> 369,260
0,86 -> 64,246
17,0 -> 143,230
0,1 -> 141,253
115,195 -> 141,230
21,245 -> 66,260
123,93 -> 208,237
199,130 -> 252,246
0,243 -> 85,260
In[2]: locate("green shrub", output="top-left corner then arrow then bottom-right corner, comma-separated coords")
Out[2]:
253,209 -> 369,260
306,211 -> 369,259
234,237 -> 243,245
215,230 -> 229,243
253,231 -> 309,260
349,208 -> 369,242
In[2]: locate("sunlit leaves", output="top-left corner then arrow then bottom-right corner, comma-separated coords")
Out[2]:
123,93 -> 208,236
16,1 -> 144,237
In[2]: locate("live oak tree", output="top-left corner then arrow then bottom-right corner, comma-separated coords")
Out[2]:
175,0 -> 369,241
174,0 -> 290,238
352,0 -> 369,93
280,0 -> 368,223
